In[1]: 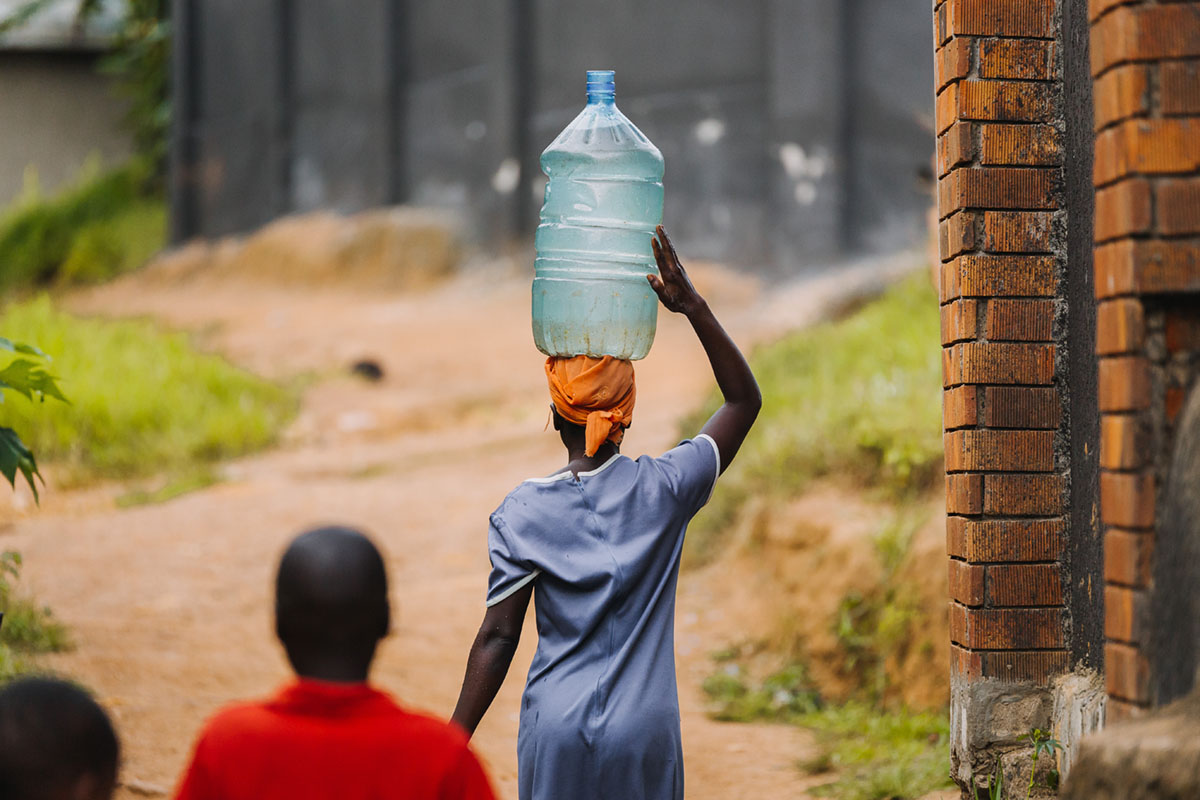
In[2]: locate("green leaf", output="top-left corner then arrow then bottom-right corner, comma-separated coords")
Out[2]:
0,427 -> 42,503
0,338 -> 47,359
0,359 -> 67,404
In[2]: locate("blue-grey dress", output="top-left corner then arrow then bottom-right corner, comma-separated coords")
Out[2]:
485,435 -> 721,800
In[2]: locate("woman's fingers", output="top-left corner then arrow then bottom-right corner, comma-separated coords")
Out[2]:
652,237 -> 668,272
659,226 -> 682,271
654,229 -> 680,283
647,274 -> 673,307
652,235 -> 679,288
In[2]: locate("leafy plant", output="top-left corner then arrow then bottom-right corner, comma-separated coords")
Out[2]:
94,0 -> 171,173
0,336 -> 65,501
1018,728 -> 1061,798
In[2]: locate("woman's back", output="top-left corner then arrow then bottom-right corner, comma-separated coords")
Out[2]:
486,436 -> 719,800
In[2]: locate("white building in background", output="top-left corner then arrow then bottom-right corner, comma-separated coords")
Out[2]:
0,0 -> 130,207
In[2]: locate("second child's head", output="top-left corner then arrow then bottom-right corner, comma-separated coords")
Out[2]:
275,526 -> 390,683
0,677 -> 119,800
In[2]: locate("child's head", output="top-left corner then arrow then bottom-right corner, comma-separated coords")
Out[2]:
0,677 -> 119,800
275,526 -> 390,681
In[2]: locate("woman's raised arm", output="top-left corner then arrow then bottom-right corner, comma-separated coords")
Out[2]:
647,225 -> 761,473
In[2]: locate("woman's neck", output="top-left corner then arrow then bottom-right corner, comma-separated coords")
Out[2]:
563,441 -> 619,476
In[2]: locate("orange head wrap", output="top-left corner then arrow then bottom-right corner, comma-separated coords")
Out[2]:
545,355 -> 636,457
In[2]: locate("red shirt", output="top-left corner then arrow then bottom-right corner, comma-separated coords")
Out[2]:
174,680 -> 496,800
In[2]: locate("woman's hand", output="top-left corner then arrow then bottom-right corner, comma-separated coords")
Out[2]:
648,225 -> 706,317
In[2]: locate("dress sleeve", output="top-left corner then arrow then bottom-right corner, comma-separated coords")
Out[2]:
485,513 -> 541,607
655,433 -> 722,518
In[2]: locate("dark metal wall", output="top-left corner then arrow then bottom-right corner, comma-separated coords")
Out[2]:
170,0 -> 934,274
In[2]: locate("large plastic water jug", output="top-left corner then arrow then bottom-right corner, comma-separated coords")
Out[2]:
532,70 -> 665,361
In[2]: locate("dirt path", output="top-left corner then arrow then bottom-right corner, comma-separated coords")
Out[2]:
2,259 -> 907,799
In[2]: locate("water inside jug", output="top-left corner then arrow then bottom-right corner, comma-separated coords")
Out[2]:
532,70 -> 665,361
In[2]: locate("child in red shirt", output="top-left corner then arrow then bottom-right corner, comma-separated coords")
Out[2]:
174,526 -> 496,800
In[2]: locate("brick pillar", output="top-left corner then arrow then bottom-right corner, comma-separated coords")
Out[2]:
1090,0 -> 1200,719
935,0 -> 1104,792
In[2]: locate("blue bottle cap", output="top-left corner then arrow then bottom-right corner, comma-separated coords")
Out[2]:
586,69 -> 615,98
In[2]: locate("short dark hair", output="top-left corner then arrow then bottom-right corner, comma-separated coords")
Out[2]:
275,526 -> 390,675
0,677 -> 119,800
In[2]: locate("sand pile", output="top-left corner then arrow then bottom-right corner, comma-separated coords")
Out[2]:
143,207 -> 459,291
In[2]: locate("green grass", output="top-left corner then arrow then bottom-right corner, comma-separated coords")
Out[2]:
115,466 -> 222,508
682,272 -> 942,566
0,159 -> 165,290
803,703 -> 952,800
0,597 -> 69,653
0,551 -> 70,684
702,662 -> 823,723
703,665 -> 951,800
0,297 -> 297,484
830,510 -> 927,706
58,200 -> 167,285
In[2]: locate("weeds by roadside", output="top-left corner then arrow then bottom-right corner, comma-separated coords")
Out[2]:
0,159 -> 165,291
831,510 -> 928,707
0,297 -> 297,485
0,551 -> 69,682
703,664 -> 952,800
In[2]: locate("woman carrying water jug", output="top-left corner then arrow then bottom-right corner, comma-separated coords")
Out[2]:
451,225 -> 761,800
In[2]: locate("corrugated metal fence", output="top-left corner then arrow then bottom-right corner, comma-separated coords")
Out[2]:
169,0 -> 934,274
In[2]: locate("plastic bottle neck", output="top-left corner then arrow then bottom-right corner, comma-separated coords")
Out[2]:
586,70 -> 615,106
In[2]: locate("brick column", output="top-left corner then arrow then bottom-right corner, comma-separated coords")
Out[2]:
935,0 -> 1104,791
1090,0 -> 1200,718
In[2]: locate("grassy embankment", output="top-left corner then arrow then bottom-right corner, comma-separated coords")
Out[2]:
0,163 -> 297,680
0,297 -> 297,489
687,273 -> 952,800
0,159 -> 166,291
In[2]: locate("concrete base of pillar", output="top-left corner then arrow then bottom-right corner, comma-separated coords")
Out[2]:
951,670 -> 1104,799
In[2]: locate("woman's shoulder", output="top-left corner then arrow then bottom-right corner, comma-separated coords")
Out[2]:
636,435 -> 719,472
491,472 -> 571,521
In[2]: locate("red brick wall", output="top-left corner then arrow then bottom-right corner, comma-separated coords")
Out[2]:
1090,0 -> 1200,718
936,0 -> 1070,688
935,2 -> 1108,788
